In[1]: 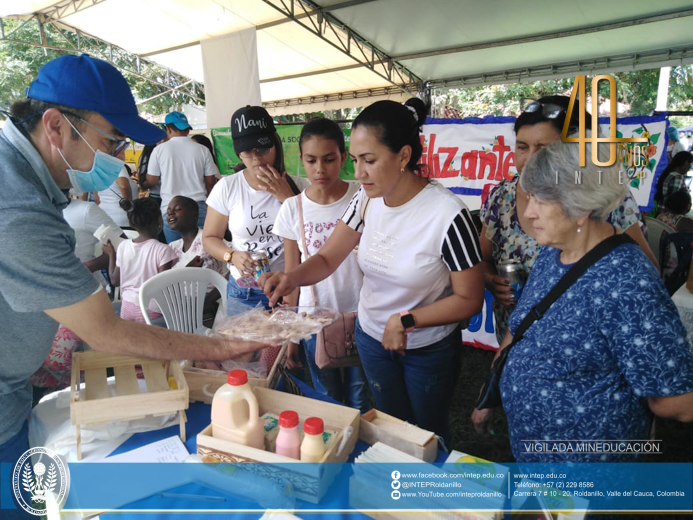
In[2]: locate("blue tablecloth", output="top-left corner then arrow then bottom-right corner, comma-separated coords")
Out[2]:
104,375 -> 445,517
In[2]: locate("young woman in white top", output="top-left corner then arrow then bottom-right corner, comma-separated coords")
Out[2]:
273,118 -> 370,412
261,99 -> 484,445
203,106 -> 308,310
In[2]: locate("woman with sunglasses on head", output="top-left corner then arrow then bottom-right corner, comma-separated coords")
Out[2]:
480,95 -> 658,345
202,106 -> 309,310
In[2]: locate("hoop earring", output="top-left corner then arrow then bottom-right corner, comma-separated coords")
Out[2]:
400,166 -> 405,175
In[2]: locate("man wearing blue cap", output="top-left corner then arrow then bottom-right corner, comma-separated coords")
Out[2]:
0,54 -> 266,514
145,111 -> 219,243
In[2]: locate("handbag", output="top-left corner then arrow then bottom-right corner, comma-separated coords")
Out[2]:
475,233 -> 635,409
296,194 -> 361,369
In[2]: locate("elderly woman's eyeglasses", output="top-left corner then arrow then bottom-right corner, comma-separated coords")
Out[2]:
523,102 -> 566,120
239,147 -> 273,159
62,111 -> 130,156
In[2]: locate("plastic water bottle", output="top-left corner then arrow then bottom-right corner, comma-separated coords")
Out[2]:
211,369 -> 264,450
300,417 -> 326,462
275,411 -> 300,459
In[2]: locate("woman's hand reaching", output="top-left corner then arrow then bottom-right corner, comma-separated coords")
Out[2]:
259,271 -> 298,307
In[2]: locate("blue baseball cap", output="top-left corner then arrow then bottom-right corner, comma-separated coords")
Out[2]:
26,54 -> 165,145
164,111 -> 192,131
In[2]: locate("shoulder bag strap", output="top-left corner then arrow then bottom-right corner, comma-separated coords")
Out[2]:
286,174 -> 301,196
360,194 -> 371,224
296,194 -> 319,306
511,233 -> 635,343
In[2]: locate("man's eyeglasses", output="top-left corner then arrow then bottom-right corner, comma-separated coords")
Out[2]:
239,147 -> 273,159
523,101 -> 566,120
62,111 -> 130,156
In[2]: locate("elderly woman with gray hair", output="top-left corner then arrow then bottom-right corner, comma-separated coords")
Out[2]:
472,136 -> 693,463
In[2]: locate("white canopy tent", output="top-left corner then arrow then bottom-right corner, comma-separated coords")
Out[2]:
2,0 -> 693,117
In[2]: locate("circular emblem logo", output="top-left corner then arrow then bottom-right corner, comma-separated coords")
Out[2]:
12,447 -> 70,516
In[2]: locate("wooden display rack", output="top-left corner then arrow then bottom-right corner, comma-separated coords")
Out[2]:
70,352 -> 189,460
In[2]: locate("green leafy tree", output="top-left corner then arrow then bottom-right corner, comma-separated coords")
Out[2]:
0,18 -> 200,115
432,67 -> 693,129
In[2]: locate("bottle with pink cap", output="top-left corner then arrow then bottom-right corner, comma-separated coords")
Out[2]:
300,417 -> 326,462
275,411 -> 301,459
211,369 -> 265,449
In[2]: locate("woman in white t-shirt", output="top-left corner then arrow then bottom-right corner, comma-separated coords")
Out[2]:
203,106 -> 309,310
261,99 -> 485,445
273,118 -> 370,412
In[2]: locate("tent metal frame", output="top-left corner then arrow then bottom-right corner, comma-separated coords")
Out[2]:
2,0 -> 693,111
259,0 -> 423,96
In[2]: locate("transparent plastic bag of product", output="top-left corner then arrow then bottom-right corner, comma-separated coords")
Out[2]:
211,304 -> 338,345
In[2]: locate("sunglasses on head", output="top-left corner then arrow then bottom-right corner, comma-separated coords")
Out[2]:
239,147 -> 273,158
523,101 -> 566,120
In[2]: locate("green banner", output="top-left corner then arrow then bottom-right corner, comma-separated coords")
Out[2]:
211,126 -> 355,180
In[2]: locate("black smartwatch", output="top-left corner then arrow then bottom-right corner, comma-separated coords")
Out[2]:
399,311 -> 416,333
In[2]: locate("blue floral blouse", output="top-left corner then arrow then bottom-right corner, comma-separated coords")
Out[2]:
481,176 -> 641,342
501,244 -> 693,462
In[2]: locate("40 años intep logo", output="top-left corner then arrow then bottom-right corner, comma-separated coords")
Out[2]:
12,447 -> 70,516
562,75 -> 648,168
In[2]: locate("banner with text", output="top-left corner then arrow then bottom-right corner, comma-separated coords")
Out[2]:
212,115 -> 669,351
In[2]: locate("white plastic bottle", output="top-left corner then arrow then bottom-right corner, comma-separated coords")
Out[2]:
300,417 -> 326,462
211,369 -> 265,449
275,410 -> 300,459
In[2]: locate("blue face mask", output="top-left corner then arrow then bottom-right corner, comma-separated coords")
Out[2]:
58,117 -> 125,194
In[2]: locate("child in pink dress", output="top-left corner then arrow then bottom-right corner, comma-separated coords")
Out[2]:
104,198 -> 177,323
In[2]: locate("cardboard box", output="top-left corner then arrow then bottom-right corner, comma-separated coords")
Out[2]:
359,409 -> 437,462
196,387 -> 359,503
183,344 -> 287,403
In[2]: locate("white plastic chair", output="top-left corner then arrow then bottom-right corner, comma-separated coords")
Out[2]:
138,267 -> 228,334
644,216 -> 676,273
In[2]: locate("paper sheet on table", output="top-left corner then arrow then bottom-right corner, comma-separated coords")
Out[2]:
102,435 -> 189,463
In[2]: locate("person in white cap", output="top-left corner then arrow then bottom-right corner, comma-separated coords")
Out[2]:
0,55 -> 268,500
145,111 -> 219,242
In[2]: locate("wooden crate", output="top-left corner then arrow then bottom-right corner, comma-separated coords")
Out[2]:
70,352 -> 189,460
359,409 -> 437,462
183,344 -> 287,404
197,387 -> 359,503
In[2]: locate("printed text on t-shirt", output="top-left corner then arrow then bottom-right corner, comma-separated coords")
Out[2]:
364,230 -> 396,274
303,220 -> 338,253
246,205 -> 282,259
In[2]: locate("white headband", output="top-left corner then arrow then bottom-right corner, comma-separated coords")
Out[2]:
405,105 -> 418,123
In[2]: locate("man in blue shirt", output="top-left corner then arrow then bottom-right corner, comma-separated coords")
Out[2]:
0,54 -> 265,516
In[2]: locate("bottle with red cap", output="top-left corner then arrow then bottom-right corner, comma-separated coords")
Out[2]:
300,417 -> 326,462
275,410 -> 300,459
211,369 -> 264,449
